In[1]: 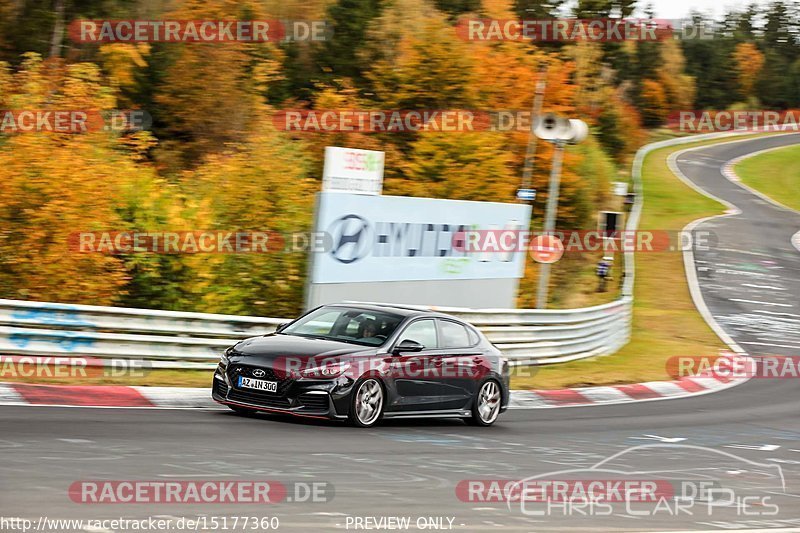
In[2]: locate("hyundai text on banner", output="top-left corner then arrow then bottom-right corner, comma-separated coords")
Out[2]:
310,193 -> 531,283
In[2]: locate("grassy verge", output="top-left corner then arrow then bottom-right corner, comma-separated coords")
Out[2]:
510,134 -> 778,389
735,144 -> 800,211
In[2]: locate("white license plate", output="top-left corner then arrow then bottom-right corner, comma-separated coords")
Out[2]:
238,376 -> 278,392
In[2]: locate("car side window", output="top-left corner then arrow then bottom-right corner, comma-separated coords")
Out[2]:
439,320 -> 471,349
466,326 -> 480,346
396,319 -> 438,350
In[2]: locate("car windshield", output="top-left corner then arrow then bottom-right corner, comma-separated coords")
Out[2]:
280,307 -> 404,346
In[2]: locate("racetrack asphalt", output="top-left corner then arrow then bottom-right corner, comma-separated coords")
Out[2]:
1,133 -> 799,532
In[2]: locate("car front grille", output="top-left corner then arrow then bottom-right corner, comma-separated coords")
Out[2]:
297,393 -> 329,412
227,388 -> 291,409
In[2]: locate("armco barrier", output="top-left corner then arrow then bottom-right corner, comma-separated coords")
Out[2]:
345,298 -> 632,365
0,299 -> 283,366
0,130 -> 773,369
0,296 -> 631,367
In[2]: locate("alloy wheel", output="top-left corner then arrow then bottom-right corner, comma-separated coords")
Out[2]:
354,378 -> 384,426
476,380 -> 501,424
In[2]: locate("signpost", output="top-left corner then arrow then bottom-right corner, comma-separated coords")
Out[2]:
516,188 -> 536,201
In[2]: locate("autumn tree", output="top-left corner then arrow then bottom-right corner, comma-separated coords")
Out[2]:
638,79 -> 667,126
733,42 -> 764,99
657,39 -> 695,112
151,0 -> 283,172
388,132 -> 517,200
0,54 -> 157,304
188,111 -> 316,317
360,0 -> 479,110
314,0 -> 384,85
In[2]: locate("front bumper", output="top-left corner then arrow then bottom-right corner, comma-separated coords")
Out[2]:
212,364 -> 351,419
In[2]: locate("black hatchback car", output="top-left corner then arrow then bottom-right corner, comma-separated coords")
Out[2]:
212,303 -> 510,427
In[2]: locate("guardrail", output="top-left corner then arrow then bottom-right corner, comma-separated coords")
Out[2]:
0,299 -> 283,367
0,296 -> 630,367
1,131 -> 764,369
346,298 -> 632,365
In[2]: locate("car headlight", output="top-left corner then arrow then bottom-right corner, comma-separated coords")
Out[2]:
300,362 -> 350,379
219,352 -> 230,367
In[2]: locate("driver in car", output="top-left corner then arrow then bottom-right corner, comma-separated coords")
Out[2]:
359,319 -> 378,339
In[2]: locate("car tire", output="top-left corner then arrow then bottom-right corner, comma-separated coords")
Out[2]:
348,377 -> 385,428
468,379 -> 502,426
228,405 -> 257,416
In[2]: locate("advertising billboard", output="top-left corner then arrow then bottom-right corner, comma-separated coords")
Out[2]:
310,193 -> 531,284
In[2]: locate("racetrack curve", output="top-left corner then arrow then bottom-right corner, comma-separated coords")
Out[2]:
2,133 -> 800,532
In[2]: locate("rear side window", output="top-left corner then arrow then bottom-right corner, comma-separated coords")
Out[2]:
439,320 -> 472,348
466,327 -> 481,346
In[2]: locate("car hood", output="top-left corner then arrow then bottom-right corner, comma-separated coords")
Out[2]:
229,333 -> 377,362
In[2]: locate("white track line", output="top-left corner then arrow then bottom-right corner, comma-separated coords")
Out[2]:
135,386 -> 218,408
0,382 -> 24,403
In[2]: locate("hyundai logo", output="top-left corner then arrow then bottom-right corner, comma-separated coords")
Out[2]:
252,369 -> 266,378
328,214 -> 372,264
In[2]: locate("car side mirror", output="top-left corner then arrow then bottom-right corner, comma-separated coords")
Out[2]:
275,322 -> 290,333
392,339 -> 424,355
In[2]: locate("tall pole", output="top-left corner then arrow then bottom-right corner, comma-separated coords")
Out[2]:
536,140 -> 565,309
520,65 -> 548,194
